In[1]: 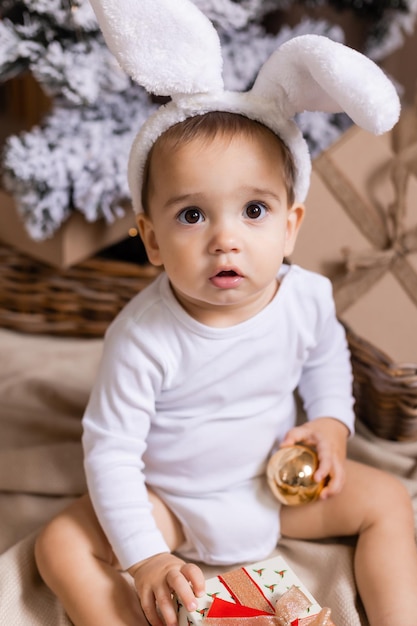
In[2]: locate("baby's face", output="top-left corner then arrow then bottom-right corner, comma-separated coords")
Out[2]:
137,130 -> 304,327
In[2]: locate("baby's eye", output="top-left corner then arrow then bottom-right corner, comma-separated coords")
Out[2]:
177,207 -> 205,224
244,202 -> 267,220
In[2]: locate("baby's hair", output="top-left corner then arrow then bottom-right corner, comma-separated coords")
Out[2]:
141,111 -> 296,214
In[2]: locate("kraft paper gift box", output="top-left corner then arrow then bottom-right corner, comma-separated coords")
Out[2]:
290,115 -> 417,440
0,76 -> 136,268
175,555 -> 335,626
291,122 -> 417,367
0,188 -> 136,268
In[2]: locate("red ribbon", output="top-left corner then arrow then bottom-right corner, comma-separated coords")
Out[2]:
202,568 -> 335,626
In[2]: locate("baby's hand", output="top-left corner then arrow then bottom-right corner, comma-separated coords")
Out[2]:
130,552 -> 205,626
280,418 -> 349,499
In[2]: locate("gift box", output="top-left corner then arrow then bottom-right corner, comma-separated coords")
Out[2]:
0,188 -> 136,268
291,112 -> 417,440
175,555 -> 335,626
0,76 -> 137,269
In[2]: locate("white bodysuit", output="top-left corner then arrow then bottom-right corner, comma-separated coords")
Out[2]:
82,264 -> 355,570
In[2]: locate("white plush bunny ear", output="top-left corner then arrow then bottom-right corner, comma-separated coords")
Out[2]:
252,34 -> 400,135
89,0 -> 224,95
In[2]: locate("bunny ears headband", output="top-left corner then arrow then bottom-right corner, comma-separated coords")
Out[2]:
89,0 -> 401,214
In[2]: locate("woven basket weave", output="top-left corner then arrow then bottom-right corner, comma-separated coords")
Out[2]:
346,325 -> 417,441
1,244 -> 416,441
0,245 -> 160,338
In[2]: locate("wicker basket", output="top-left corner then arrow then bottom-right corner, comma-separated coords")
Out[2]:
346,325 -> 417,441
1,244 -> 416,441
0,245 -> 160,338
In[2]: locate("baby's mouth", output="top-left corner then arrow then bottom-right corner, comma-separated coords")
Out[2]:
216,270 -> 238,277
210,269 -> 243,288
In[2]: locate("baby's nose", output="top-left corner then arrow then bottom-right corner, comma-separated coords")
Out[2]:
208,221 -> 241,254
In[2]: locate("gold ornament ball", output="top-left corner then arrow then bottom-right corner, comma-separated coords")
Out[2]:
267,444 -> 326,506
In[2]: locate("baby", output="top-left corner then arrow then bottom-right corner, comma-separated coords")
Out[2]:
34,2 -> 417,625
35,110 -> 417,626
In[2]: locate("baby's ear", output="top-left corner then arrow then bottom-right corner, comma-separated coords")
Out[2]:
284,204 -> 305,257
136,215 -> 163,267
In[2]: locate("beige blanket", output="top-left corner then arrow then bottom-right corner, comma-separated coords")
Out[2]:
1,327 -> 416,625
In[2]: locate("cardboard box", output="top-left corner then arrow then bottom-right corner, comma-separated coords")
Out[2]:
291,122 -> 417,366
381,28 -> 417,106
0,188 -> 136,268
0,77 -> 137,268
175,555 -> 332,626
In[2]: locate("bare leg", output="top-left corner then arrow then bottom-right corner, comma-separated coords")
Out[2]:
280,459 -> 417,626
35,492 -> 185,626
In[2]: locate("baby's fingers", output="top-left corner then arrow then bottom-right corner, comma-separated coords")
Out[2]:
166,568 -> 198,613
181,562 -> 206,598
317,457 -> 345,499
312,440 -> 332,482
167,563 -> 206,617
153,579 -> 181,626
280,425 -> 316,448
140,585 -> 165,626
